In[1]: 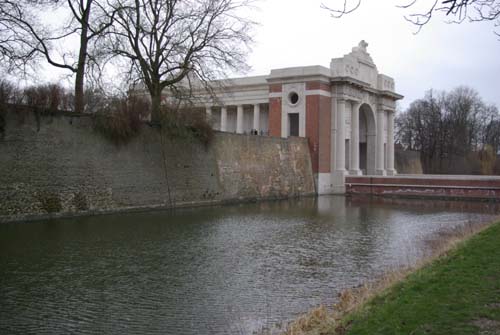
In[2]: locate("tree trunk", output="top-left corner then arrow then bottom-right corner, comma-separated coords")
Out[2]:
150,90 -> 162,124
74,0 -> 92,114
74,55 -> 86,114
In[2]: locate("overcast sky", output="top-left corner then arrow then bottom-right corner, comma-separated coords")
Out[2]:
243,0 -> 500,110
24,0 -> 500,111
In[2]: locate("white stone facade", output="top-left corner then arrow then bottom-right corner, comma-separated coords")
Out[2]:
170,41 -> 403,194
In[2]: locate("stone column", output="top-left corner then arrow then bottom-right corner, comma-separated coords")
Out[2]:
236,105 -> 244,134
332,98 -> 347,193
253,104 -> 260,133
221,106 -> 227,132
386,110 -> 397,175
330,100 -> 337,186
349,101 -> 362,175
376,108 -> 386,175
335,99 -> 346,171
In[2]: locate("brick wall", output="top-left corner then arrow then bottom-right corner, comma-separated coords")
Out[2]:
318,95 -> 331,174
268,97 -> 282,137
346,175 -> 500,201
268,83 -> 282,137
305,95 -> 320,173
0,111 -> 315,222
305,92 -> 331,174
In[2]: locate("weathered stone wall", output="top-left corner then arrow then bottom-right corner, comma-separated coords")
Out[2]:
0,111 -> 315,222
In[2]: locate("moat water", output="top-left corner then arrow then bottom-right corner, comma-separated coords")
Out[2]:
1,196 -> 499,334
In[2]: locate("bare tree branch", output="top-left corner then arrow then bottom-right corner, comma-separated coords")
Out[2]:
322,0 -> 500,35
103,0 -> 254,122
0,0 -> 116,113
320,0 -> 361,18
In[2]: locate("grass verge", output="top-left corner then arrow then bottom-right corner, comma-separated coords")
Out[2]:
279,219 -> 500,335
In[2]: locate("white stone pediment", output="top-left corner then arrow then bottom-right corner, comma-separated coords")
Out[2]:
330,40 -> 395,93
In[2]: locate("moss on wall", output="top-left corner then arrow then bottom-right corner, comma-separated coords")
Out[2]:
0,111 -> 315,222
37,191 -> 62,213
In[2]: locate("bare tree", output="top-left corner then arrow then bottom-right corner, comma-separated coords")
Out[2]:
396,86 -> 500,174
482,111 -> 500,153
322,0 -> 500,35
0,0 -> 115,114
105,0 -> 254,123
0,80 -> 19,107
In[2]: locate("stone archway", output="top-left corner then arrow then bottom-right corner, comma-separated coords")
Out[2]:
359,103 -> 376,175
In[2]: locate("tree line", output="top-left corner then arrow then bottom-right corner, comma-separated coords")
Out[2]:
0,78 -> 214,146
396,86 -> 500,175
0,0 -> 253,121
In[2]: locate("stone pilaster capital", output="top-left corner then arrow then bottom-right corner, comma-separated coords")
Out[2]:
350,99 -> 362,109
377,105 -> 395,114
337,99 -> 348,109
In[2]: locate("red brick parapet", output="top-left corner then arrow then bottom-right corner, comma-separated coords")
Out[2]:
305,81 -> 331,92
346,175 -> 500,201
269,84 -> 282,93
268,97 -> 282,137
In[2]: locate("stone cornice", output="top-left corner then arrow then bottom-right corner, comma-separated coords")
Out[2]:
266,75 -> 331,85
378,90 -> 404,100
331,78 -> 403,101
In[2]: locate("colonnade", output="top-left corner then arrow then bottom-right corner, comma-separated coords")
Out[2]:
206,99 -> 396,176
206,104 -> 263,134
334,98 -> 395,176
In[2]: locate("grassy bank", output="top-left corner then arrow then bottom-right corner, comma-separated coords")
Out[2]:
282,220 -> 500,335
343,220 -> 500,335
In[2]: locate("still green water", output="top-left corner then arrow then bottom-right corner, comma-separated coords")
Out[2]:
1,196 -> 499,334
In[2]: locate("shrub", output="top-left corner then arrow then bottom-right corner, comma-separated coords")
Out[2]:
478,145 -> 497,175
0,80 -> 20,138
93,94 -> 149,144
160,106 -> 214,146
0,80 -> 18,105
23,83 -> 73,112
0,108 -> 5,140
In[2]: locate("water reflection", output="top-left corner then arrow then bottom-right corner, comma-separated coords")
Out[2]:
1,196 -> 499,334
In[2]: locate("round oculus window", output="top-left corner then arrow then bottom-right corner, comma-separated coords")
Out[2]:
288,92 -> 299,105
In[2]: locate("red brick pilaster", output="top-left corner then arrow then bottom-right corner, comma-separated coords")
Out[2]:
306,94 -> 331,174
268,98 -> 281,137
318,95 -> 331,173
268,84 -> 282,137
306,95 -> 320,173
305,81 -> 331,92
304,80 -> 332,174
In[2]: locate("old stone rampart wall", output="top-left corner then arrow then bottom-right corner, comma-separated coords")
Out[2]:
0,111 -> 315,222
